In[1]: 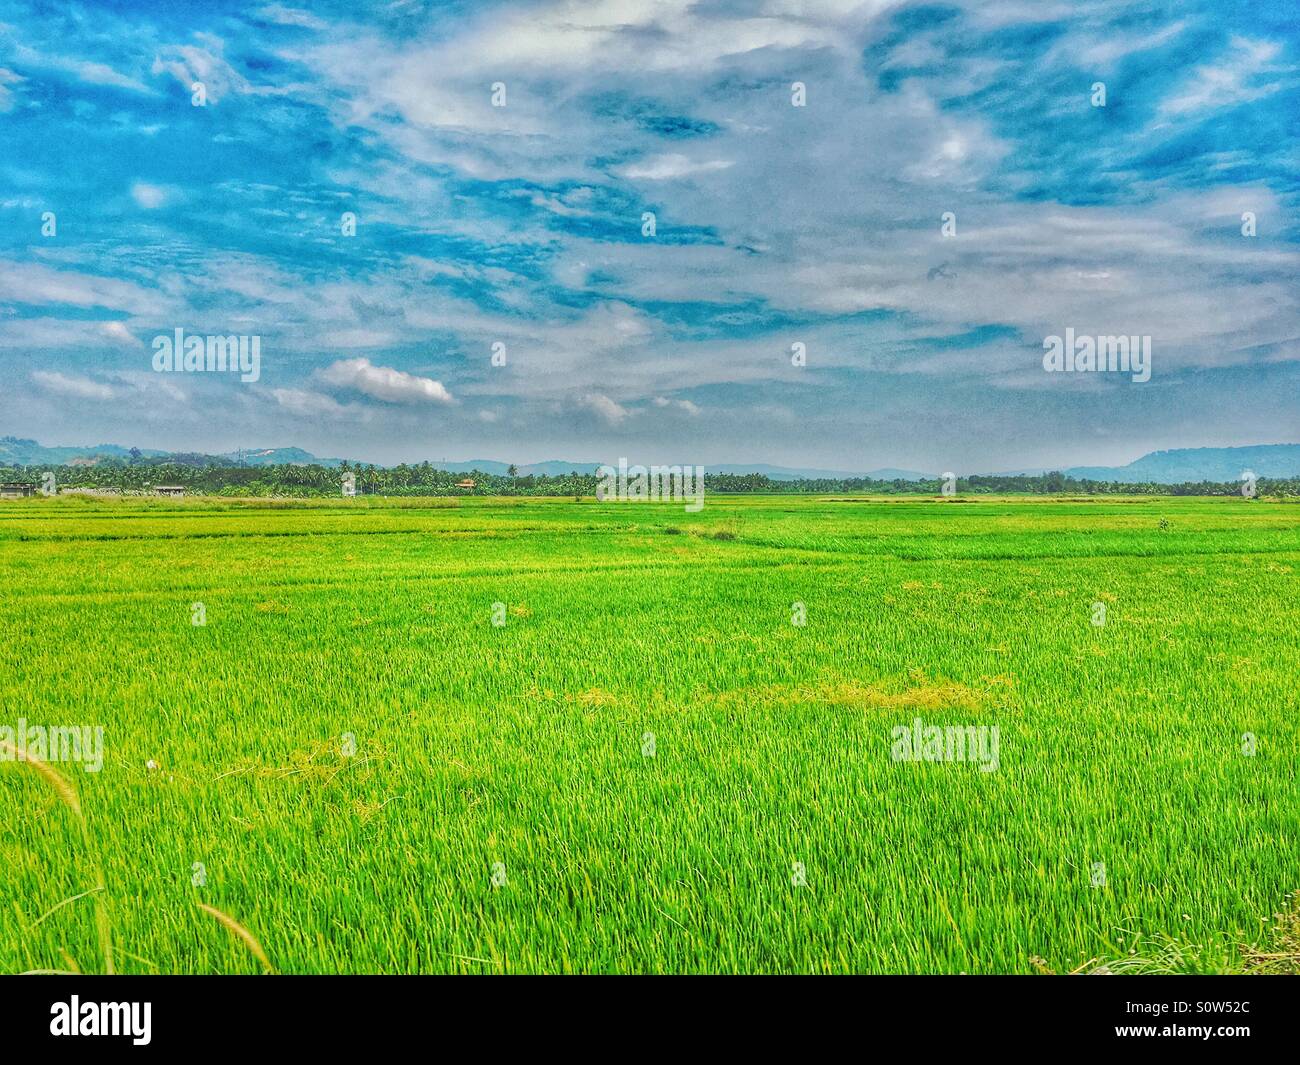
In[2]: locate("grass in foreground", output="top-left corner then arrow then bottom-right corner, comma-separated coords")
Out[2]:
1,494 -> 1296,973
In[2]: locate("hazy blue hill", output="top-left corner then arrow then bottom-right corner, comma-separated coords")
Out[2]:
1064,444 -> 1300,483
0,436 -> 169,465
434,460 -> 601,476
219,447 -> 346,467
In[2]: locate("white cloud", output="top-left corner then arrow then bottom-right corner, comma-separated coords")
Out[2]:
653,396 -> 701,415
575,392 -> 629,425
131,183 -> 168,209
31,370 -> 116,401
107,371 -> 189,403
256,4 -> 327,30
283,0 -> 887,183
151,38 -> 297,104
0,67 -> 22,112
66,59 -> 150,93
1159,36 -> 1284,117
101,321 -> 140,346
272,387 -> 347,415
616,154 -> 734,180
0,260 -> 164,315
5,45 -> 150,95
1055,20 -> 1188,67
318,357 -> 454,405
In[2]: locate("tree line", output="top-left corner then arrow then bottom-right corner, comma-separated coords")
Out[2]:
2,459 -> 1298,498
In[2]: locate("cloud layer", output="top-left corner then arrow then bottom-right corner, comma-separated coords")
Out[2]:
0,0 -> 1296,470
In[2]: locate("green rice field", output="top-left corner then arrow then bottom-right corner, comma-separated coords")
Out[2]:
1,494 -> 1296,974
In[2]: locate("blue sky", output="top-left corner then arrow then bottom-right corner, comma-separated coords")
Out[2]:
0,0 -> 1297,470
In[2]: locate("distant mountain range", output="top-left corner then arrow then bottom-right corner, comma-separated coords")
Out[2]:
224,447 -> 348,467
3,437 -> 1299,483
1059,445 -> 1300,483
0,438 -> 172,465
